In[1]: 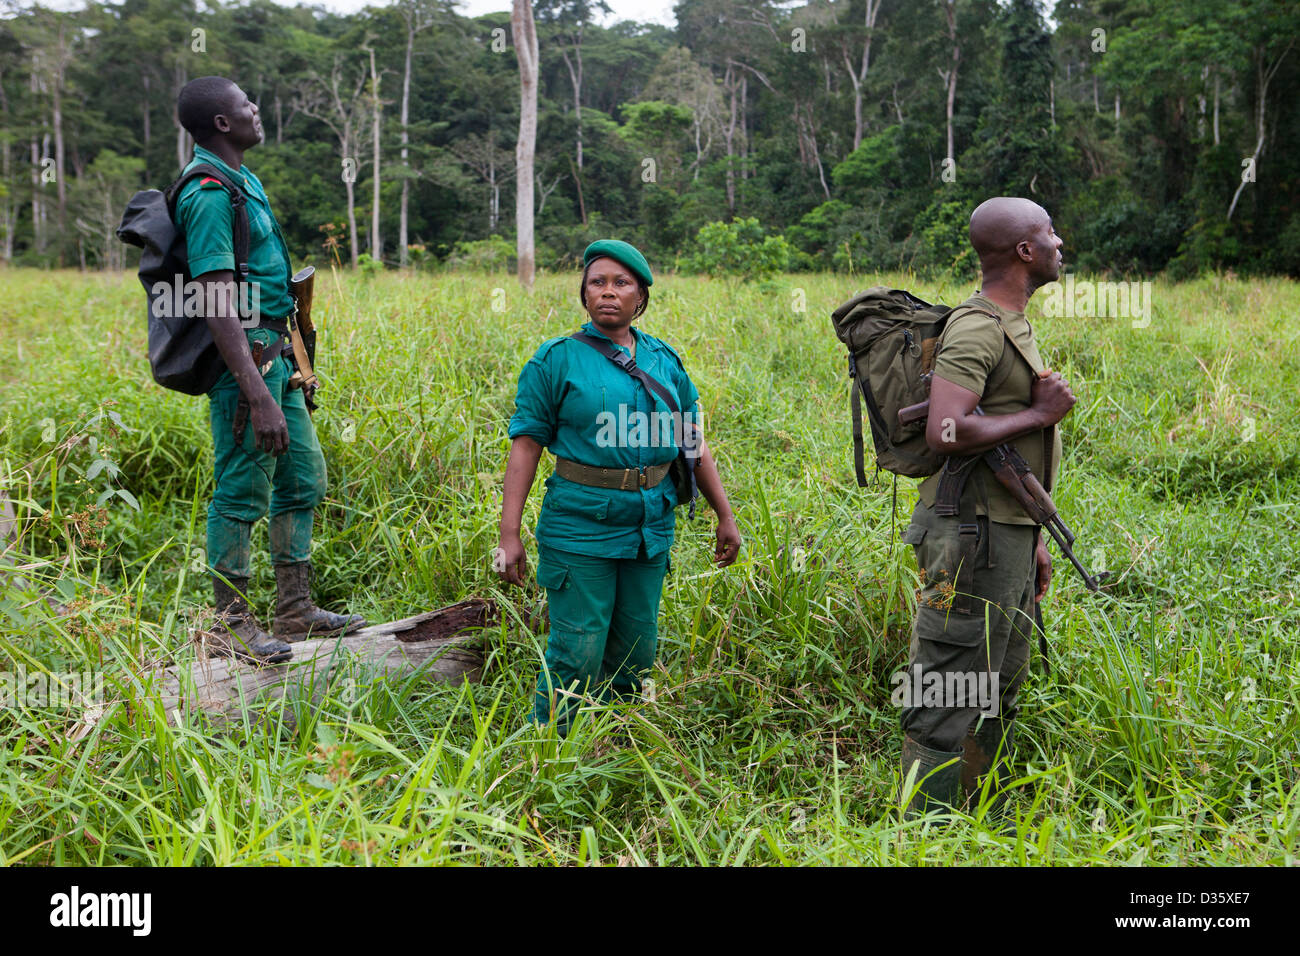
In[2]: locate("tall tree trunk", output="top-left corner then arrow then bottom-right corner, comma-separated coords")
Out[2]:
345,162 -> 359,269
740,75 -> 748,180
0,75 -> 11,261
1227,40 -> 1294,221
30,133 -> 40,255
560,43 -> 586,222
368,45 -> 381,263
52,62 -> 65,266
723,61 -> 737,214
142,70 -> 151,177
567,154 -> 587,225
938,0 -> 959,164
400,23 -> 414,267
1213,72 -> 1220,146
560,41 -> 583,170
175,63 -> 189,172
511,0 -> 538,291
1,136 -> 11,262
489,142 -> 498,231
844,0 -> 882,151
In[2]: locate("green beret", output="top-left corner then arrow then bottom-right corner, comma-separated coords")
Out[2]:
582,239 -> 654,287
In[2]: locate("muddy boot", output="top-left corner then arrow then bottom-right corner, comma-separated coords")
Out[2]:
273,561 -> 366,642
962,718 -> 1015,821
901,735 -> 963,818
213,577 -> 292,665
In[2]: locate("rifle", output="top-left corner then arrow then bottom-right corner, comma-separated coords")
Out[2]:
287,265 -> 319,412
898,390 -> 1102,592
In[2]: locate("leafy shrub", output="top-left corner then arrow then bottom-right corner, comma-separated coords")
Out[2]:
356,252 -> 384,277
684,217 -> 793,279
445,235 -> 515,271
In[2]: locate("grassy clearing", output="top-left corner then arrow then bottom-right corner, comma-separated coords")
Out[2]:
0,267 -> 1297,865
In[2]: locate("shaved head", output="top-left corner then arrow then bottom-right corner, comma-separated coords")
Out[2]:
967,196 -> 1062,301
969,197 -> 1049,263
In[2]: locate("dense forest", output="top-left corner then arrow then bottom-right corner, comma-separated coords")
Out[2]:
1,0 -> 1298,277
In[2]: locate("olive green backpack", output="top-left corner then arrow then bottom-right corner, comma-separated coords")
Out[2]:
831,287 -> 996,483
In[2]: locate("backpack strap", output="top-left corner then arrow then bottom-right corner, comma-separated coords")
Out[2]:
947,302 -> 1056,494
167,163 -> 252,285
849,358 -> 869,487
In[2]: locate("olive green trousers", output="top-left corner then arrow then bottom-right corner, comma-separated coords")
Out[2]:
899,501 -> 1037,753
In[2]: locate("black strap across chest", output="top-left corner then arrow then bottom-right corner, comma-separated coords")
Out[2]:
569,331 -> 681,414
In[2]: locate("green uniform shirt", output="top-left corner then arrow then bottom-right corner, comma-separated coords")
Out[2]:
918,292 -> 1063,525
174,144 -> 294,320
509,321 -> 701,559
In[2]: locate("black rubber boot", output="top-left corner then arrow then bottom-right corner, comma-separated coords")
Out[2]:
901,735 -> 964,818
272,561 -> 366,642
213,577 -> 293,665
962,718 -> 1015,821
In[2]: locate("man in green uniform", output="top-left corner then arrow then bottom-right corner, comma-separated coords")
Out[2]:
900,197 -> 1077,815
497,240 -> 740,733
175,76 -> 364,663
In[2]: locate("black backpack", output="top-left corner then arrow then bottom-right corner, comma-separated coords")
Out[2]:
116,164 -> 251,395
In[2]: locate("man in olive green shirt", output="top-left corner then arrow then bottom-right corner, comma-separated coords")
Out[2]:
900,197 -> 1077,817
175,76 -> 363,663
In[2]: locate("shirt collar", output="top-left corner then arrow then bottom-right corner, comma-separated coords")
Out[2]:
581,320 -> 642,351
192,145 -> 250,191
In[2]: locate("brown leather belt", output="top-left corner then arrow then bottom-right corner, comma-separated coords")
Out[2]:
555,457 -> 671,491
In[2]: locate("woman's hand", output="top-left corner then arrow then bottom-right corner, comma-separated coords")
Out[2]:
692,437 -> 740,568
496,534 -> 528,587
497,436 -> 544,587
714,514 -> 741,567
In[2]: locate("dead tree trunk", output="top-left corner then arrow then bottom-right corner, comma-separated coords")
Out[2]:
146,600 -> 493,728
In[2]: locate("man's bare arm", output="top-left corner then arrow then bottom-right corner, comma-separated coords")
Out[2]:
925,371 -> 1075,457
197,269 -> 288,455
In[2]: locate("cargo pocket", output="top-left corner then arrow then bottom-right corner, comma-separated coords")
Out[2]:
550,482 -> 610,521
912,515 -> 975,628
535,553 -> 571,592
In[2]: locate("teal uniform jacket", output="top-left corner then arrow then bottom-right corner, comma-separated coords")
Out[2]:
508,321 -> 700,559
174,144 -> 295,320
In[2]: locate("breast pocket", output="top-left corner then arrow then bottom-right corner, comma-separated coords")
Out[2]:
247,203 -> 273,243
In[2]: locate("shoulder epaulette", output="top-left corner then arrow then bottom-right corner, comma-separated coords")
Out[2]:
648,335 -> 688,371
530,336 -> 572,362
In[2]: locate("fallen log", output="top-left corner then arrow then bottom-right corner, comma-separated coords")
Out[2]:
146,598 -> 494,727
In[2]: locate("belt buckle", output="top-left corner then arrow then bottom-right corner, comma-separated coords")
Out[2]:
637,467 -> 647,488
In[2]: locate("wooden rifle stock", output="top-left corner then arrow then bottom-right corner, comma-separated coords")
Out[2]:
288,266 -> 319,410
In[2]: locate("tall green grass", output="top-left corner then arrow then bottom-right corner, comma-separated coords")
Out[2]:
0,267 -> 1297,864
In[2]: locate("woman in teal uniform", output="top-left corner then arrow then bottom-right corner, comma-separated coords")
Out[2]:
497,240 -> 740,732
